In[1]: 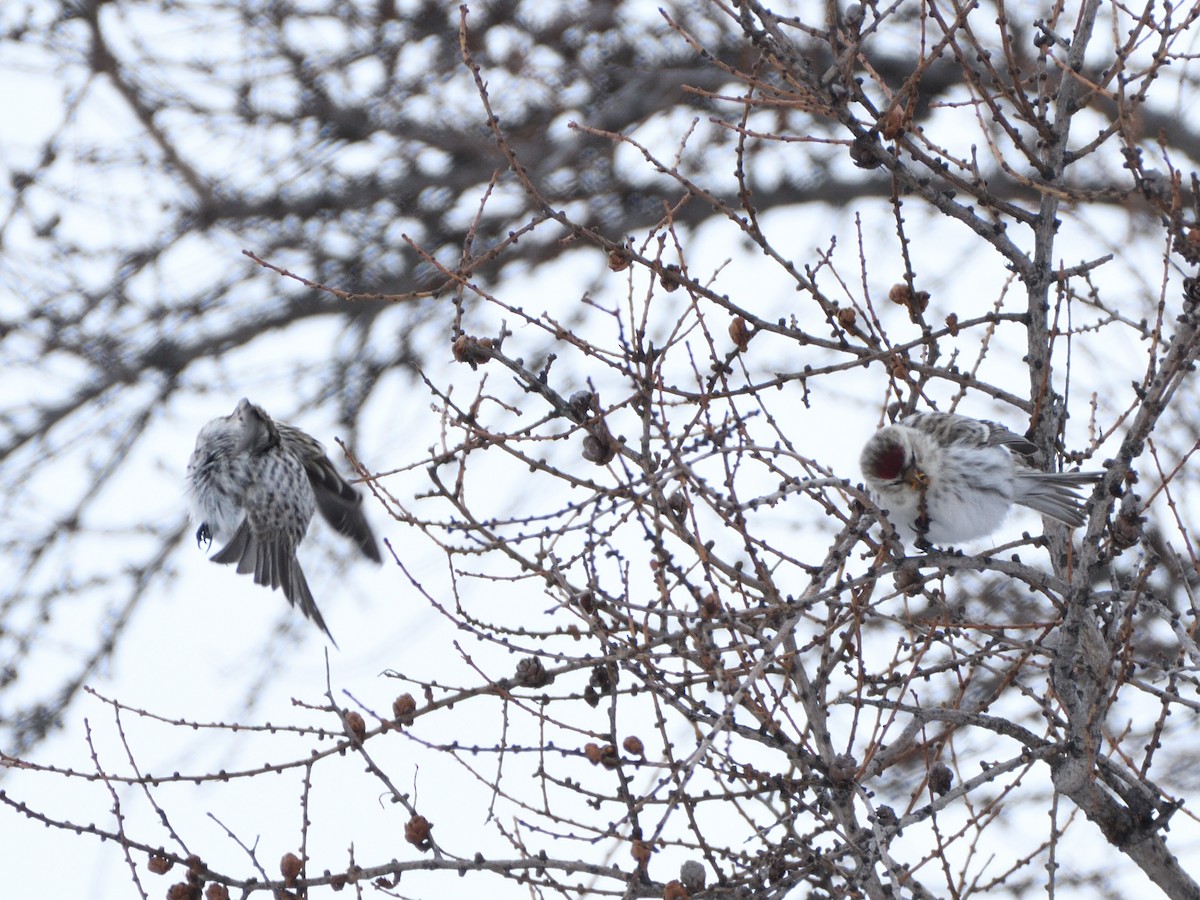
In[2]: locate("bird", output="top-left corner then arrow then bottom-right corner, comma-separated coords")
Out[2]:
186,398 -> 381,643
859,411 -> 1103,545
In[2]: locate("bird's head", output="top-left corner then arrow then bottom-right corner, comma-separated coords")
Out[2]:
860,428 -> 914,487
232,398 -> 281,454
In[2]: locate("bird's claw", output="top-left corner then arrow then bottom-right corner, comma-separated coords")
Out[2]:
196,522 -> 212,551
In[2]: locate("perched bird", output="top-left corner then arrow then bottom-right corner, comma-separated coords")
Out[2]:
859,411 -> 1102,545
186,398 -> 381,643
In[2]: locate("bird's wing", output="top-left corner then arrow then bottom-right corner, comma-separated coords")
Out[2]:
979,420 -> 1038,455
902,411 -> 1037,455
304,457 -> 382,563
278,423 -> 382,563
900,412 -> 986,446
211,519 -> 258,575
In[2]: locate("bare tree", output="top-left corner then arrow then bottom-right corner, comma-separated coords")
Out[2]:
5,0 -> 1200,897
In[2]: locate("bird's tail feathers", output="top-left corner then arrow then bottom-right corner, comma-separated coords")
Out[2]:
280,555 -> 337,647
211,519 -> 255,571
1016,471 -> 1102,527
210,520 -> 338,646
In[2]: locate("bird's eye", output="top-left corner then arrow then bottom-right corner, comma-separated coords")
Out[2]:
871,443 -> 907,480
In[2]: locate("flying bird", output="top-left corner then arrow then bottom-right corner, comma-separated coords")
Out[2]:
186,398 -> 381,643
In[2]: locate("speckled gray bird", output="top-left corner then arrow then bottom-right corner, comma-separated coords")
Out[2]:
186,398 -> 381,643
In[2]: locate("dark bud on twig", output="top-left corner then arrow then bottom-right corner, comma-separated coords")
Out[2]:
1184,277 -> 1200,305
344,710 -> 367,743
874,805 -> 899,828
148,854 -> 173,875
666,489 -> 690,520
280,853 -> 303,887
516,656 -> 554,688
887,351 -> 910,380
589,663 -> 617,692
879,105 -> 906,141
829,752 -> 858,784
607,247 -> 632,271
659,263 -> 683,292
849,132 -> 884,169
405,815 -> 434,851
584,742 -> 620,768
680,860 -> 706,892
582,433 -> 618,464
893,565 -> 923,596
729,315 -> 752,351
1111,494 -> 1143,550
929,762 -> 954,796
451,333 -> 494,369
1111,516 -> 1140,550
568,389 -> 619,463
567,389 -> 595,422
392,693 -> 417,726
888,283 -> 930,320
1175,228 -> 1200,265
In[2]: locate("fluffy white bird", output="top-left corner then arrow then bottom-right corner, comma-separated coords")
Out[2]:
859,411 -> 1102,544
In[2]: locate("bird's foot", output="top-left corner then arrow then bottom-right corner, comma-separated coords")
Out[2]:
196,523 -> 212,551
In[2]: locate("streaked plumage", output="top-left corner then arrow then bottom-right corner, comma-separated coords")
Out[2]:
186,399 -> 380,643
859,411 -> 1102,544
